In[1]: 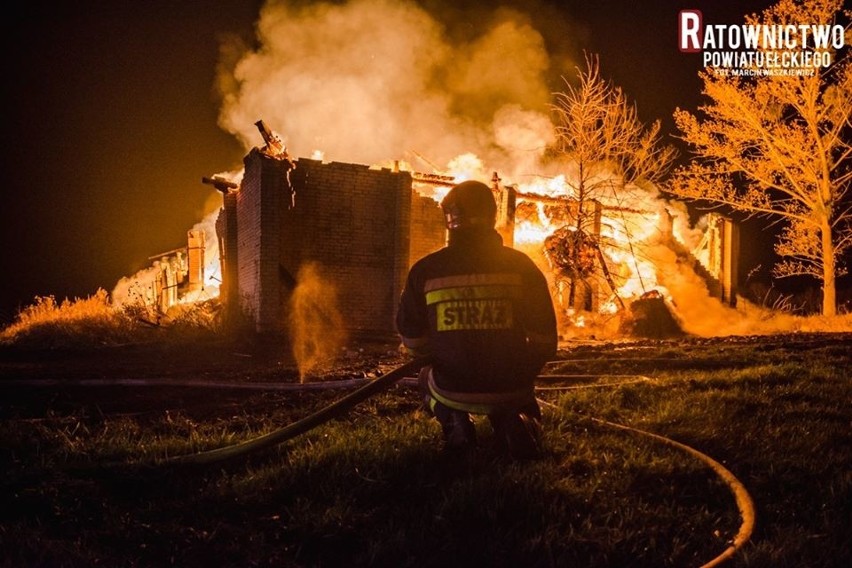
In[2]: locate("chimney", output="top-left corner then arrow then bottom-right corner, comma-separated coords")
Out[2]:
187,229 -> 205,293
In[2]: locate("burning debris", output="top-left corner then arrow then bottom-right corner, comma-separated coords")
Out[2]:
111,112 -> 745,343
618,290 -> 685,339
201,176 -> 238,194
543,220 -> 626,314
255,119 -> 291,161
513,184 -> 685,325
111,229 -> 212,320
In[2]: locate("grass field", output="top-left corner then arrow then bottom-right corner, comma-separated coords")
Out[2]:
0,332 -> 850,567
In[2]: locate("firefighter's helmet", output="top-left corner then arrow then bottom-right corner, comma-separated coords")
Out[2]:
440,181 -> 497,230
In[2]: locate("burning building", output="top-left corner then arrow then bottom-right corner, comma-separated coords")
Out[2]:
110,229 -> 210,320
114,121 -> 740,340
216,153 -> 439,333
197,121 -> 739,338
211,121 -> 518,335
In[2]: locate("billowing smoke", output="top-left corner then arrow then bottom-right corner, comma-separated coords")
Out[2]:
111,265 -> 160,309
207,0 -> 850,338
288,262 -> 347,381
216,0 -> 559,179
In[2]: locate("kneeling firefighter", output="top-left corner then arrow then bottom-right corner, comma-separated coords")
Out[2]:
396,180 -> 558,459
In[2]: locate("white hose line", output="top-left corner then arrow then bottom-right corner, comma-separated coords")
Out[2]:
1,373 -> 653,392
597,417 -> 755,568
536,374 -> 656,390
0,377 -> 383,390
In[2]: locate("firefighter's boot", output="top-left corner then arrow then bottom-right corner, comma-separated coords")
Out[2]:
442,412 -> 477,453
492,412 -> 542,461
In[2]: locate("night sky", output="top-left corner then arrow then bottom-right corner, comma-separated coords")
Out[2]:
0,0 -> 780,325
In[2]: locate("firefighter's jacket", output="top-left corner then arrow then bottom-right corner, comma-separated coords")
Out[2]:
396,227 -> 557,399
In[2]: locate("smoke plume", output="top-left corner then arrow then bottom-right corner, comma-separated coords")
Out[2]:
208,0 -> 850,338
216,0 -> 561,179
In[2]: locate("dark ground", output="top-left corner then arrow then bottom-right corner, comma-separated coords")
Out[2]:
1,331 -> 848,419
0,332 -> 850,567
0,334 -> 403,419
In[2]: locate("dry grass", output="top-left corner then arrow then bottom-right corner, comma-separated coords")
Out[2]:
0,290 -> 222,350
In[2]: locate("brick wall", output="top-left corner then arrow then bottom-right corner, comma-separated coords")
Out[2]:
224,152 -> 446,335
236,149 -> 290,332
284,159 -> 422,333
215,191 -> 239,321
409,193 -> 446,265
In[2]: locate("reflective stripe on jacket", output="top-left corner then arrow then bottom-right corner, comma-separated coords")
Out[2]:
396,227 -> 557,395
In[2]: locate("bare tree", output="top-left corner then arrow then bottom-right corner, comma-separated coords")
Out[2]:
668,0 -> 851,316
547,54 -> 676,310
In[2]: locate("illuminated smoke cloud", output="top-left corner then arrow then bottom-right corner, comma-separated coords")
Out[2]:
207,0 -> 852,338
216,0 -> 556,177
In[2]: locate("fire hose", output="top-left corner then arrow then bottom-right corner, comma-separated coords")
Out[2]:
596,417 -> 754,568
150,361 -> 754,565
536,396 -> 755,568
19,357 -> 752,565
157,357 -> 429,466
